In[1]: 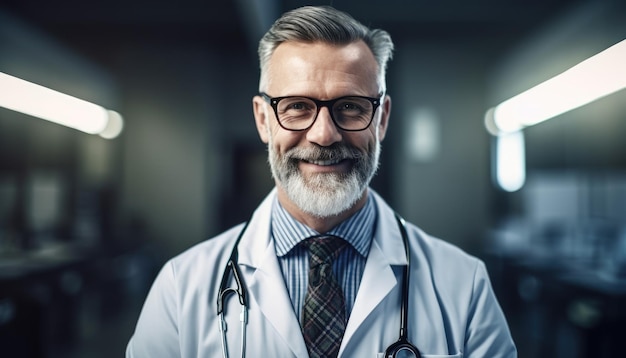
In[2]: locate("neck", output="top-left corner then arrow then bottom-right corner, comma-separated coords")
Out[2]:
276,187 -> 369,233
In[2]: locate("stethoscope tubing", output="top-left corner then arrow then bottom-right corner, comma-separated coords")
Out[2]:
217,221 -> 249,358
216,213 -> 419,358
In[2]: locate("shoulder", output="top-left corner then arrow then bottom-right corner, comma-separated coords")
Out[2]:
370,189 -> 482,273
142,223 -> 248,317
407,222 -> 484,276
142,224 -> 247,300
370,190 -> 485,285
167,189 -> 276,275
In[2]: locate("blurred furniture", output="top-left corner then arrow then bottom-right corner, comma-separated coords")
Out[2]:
485,250 -> 626,358
0,244 -> 98,357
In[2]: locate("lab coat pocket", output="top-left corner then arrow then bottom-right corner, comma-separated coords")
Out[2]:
377,353 -> 462,358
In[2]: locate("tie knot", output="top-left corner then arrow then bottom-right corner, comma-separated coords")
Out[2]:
304,236 -> 347,265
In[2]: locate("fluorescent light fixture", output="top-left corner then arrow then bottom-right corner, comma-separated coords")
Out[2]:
486,39 -> 626,135
0,72 -> 123,139
495,130 -> 526,192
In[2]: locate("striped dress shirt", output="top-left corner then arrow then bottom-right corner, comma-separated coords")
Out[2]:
271,193 -> 377,323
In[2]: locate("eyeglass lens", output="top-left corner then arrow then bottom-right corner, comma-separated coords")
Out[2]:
276,97 -> 374,130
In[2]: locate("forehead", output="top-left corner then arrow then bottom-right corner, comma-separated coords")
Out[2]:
265,40 -> 380,96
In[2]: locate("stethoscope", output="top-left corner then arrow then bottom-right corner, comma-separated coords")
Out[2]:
217,213 -> 421,358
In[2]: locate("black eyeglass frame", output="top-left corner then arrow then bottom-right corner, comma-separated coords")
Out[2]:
260,92 -> 384,132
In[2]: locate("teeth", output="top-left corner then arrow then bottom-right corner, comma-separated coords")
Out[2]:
308,159 -> 342,166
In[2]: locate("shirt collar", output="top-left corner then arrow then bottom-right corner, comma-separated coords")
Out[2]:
271,193 -> 376,258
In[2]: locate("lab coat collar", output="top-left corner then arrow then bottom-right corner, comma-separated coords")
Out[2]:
370,189 -> 409,266
236,188 -> 409,358
236,187 -> 275,268
237,188 -> 407,267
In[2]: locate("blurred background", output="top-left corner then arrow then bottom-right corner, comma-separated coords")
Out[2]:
1,0 -> 625,357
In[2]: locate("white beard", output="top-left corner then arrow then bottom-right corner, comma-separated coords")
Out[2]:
267,136 -> 381,218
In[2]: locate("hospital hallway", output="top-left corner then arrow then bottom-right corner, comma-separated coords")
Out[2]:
2,0 -> 626,357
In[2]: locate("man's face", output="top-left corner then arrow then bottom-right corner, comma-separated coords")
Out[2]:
253,40 -> 391,218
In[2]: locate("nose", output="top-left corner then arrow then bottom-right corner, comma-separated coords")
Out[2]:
306,106 -> 342,146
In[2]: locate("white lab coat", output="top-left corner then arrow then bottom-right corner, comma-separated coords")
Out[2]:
126,189 -> 516,358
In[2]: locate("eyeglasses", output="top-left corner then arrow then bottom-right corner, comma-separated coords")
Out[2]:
260,92 -> 383,131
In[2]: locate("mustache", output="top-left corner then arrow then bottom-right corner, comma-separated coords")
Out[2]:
285,144 -> 365,162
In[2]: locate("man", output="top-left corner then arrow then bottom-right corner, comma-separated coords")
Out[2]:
126,6 -> 516,358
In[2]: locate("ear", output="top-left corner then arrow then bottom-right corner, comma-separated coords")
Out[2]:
253,96 -> 270,143
377,95 -> 392,141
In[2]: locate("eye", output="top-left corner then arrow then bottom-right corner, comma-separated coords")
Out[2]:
287,102 -> 309,110
334,99 -> 368,115
339,103 -> 361,111
279,98 -> 315,113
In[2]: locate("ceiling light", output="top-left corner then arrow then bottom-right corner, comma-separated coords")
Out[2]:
0,71 -> 123,139
485,39 -> 626,135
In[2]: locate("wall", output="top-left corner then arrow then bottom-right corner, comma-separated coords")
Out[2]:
388,39 -> 495,251
115,45 -> 220,257
110,40 -> 263,258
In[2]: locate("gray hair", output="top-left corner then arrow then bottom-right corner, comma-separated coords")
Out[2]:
258,5 -> 394,92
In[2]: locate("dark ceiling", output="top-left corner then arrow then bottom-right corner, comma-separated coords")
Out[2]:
1,0 -> 587,68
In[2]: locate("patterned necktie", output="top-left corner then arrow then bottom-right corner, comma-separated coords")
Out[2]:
301,236 -> 348,358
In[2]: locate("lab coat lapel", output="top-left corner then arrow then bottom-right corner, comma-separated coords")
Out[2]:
340,192 -> 407,355
237,190 -> 310,358
246,244 -> 309,358
342,240 -> 397,339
